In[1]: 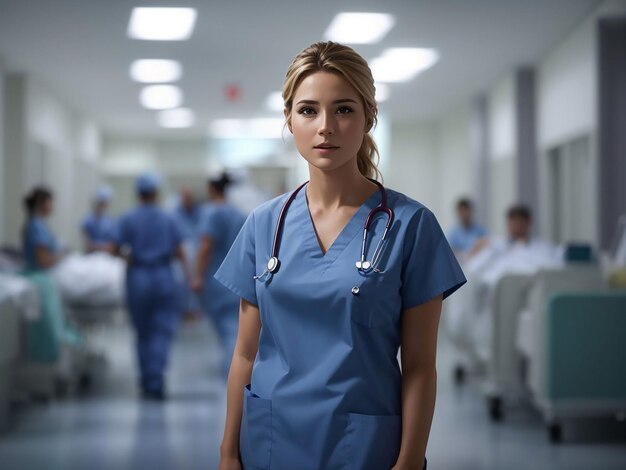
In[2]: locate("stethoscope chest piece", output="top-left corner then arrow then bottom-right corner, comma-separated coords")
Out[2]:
267,256 -> 280,273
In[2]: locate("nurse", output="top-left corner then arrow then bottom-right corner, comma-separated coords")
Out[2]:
22,186 -> 80,362
81,185 -> 117,253
192,173 -> 246,380
215,42 -> 466,470
172,187 -> 202,317
115,173 -> 188,400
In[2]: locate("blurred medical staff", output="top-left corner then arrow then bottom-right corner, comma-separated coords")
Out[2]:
81,185 -> 117,254
116,173 -> 188,400
447,198 -> 488,259
172,187 -> 202,317
192,173 -> 245,379
22,186 -> 80,362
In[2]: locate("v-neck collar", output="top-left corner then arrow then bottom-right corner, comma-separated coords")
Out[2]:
291,183 -> 382,267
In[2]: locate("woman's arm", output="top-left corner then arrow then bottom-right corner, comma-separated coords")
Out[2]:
393,294 -> 443,470
192,236 -> 214,292
219,298 -> 262,470
35,246 -> 58,269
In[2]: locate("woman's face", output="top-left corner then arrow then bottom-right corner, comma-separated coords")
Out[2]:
41,197 -> 54,217
288,71 -> 368,174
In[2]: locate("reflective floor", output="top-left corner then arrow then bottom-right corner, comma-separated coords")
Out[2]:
1,315 -> 625,470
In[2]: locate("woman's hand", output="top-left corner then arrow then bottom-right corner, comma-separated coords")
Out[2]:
218,455 -> 242,470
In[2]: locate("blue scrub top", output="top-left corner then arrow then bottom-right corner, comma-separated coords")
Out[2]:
82,213 -> 118,245
23,216 -> 58,270
215,185 -> 466,469
117,204 -> 183,266
199,203 -> 246,314
447,223 -> 487,254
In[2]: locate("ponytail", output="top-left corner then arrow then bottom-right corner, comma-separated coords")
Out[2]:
357,133 -> 381,181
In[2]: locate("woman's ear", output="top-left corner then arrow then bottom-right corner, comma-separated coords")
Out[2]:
365,119 -> 373,133
284,108 -> 293,133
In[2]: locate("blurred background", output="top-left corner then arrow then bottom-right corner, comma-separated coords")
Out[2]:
1,1 -> 626,469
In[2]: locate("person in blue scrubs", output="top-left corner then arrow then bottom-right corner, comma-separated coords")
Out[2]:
192,173 -> 246,380
215,42 -> 466,470
22,186 -> 80,362
172,187 -> 203,318
115,173 -> 188,400
81,185 -> 118,253
447,198 -> 488,259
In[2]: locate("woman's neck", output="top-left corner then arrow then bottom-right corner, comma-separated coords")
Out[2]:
306,160 -> 377,209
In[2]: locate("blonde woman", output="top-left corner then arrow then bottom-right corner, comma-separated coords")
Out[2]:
216,42 -> 466,470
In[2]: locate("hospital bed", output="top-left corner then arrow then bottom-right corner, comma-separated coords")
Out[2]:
515,270 -> 624,442
537,292 -> 626,443
478,266 -> 605,423
481,273 -> 533,421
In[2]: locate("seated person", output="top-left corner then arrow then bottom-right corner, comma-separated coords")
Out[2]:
447,198 -> 488,260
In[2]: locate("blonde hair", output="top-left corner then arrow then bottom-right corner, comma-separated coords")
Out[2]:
282,41 -> 381,180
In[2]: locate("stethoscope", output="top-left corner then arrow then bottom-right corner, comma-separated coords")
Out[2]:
254,178 -> 394,284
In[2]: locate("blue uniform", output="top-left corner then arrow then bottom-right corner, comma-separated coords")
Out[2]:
199,203 -> 246,379
23,216 -> 58,270
215,186 -> 466,469
82,213 -> 118,247
22,217 -> 80,361
173,203 -> 202,241
447,223 -> 487,254
117,204 -> 184,394
172,203 -> 202,313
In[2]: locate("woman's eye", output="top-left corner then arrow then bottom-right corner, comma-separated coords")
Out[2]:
297,107 -> 316,115
337,106 -> 353,114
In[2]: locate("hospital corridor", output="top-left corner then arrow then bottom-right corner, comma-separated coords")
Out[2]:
1,1 -> 626,469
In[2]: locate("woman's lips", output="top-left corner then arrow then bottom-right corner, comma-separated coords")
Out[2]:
313,144 -> 339,155
313,145 -> 339,155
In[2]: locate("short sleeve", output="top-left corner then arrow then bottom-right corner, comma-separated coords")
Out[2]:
199,207 -> 220,239
31,220 -> 53,250
401,209 -> 466,309
214,211 -> 257,306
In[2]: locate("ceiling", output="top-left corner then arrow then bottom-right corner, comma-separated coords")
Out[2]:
0,0 -> 600,138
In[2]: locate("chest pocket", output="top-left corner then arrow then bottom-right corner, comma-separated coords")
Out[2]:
348,271 -> 400,328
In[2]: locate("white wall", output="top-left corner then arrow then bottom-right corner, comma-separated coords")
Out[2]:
101,135 -> 293,215
2,74 -> 102,249
488,75 -> 516,236
387,107 -> 472,232
387,121 -> 439,211
536,0 -> 626,245
435,107 -> 473,230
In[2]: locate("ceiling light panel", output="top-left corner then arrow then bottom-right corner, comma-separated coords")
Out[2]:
371,48 -> 439,83
324,12 -> 395,44
157,108 -> 195,128
130,59 -> 182,83
128,8 -> 197,41
140,85 -> 183,110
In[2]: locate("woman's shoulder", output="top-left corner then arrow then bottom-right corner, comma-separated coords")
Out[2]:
386,187 -> 435,221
